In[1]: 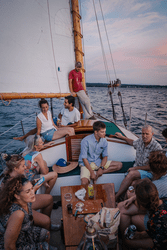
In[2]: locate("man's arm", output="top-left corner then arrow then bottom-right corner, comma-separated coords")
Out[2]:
66,121 -> 79,127
96,156 -> 108,179
58,112 -> 62,120
69,79 -> 76,96
115,132 -> 134,145
83,158 -> 96,181
128,165 -> 151,172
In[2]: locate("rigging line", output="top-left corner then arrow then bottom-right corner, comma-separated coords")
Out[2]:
98,0 -> 117,80
47,0 -> 61,94
0,113 -> 36,138
93,112 -> 113,123
92,0 -> 111,83
0,140 -> 15,152
0,96 -> 11,106
118,91 -> 127,128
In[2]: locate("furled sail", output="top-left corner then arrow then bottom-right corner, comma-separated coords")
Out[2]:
0,0 -> 75,100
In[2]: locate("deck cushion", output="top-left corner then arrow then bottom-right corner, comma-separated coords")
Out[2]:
49,161 -> 134,177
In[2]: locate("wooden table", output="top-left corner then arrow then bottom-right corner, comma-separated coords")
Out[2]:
61,183 -> 116,249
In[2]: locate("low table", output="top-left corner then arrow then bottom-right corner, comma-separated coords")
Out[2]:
61,183 -> 117,249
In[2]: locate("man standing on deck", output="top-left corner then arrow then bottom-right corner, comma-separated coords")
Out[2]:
68,61 -> 95,119
114,125 -> 162,201
79,121 -> 122,185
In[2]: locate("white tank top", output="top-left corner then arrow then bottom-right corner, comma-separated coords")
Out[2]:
37,110 -> 55,133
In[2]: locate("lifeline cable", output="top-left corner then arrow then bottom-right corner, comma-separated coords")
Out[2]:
118,91 -> 127,128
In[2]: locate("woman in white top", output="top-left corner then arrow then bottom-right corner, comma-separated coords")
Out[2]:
37,98 -> 75,141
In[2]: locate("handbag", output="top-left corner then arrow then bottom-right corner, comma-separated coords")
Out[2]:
87,207 -> 120,240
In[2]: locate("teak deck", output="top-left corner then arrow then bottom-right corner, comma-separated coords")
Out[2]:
61,183 -> 117,250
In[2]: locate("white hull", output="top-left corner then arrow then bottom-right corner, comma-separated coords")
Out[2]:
39,172 -> 126,196
39,131 -> 136,196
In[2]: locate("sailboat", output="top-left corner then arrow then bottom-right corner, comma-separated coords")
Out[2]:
0,0 -> 137,195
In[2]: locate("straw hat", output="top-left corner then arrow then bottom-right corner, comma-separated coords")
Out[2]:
52,158 -> 78,174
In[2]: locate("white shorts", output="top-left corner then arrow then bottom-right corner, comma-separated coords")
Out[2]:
80,161 -> 111,181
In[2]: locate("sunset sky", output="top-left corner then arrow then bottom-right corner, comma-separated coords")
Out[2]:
80,0 -> 167,85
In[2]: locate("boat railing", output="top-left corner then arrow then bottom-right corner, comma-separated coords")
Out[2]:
0,112 -> 37,152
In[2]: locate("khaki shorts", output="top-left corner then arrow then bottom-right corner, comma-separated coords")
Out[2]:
80,161 -> 111,181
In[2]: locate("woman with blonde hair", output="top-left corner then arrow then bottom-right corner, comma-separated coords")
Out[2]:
23,134 -> 58,194
0,154 -> 60,231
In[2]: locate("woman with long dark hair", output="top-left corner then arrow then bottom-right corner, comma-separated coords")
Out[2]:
119,179 -> 167,249
0,176 -> 50,249
37,98 -> 75,141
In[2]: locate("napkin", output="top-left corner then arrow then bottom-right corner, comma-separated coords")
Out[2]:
75,188 -> 86,201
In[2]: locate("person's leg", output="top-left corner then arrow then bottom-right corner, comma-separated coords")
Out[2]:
118,202 -> 141,235
123,214 -> 154,249
115,170 -> 141,201
32,209 -> 51,230
52,127 -> 75,140
81,177 -> 89,185
80,166 -> 91,185
32,194 -> 53,217
103,161 -> 122,173
118,201 -> 147,234
13,127 -> 37,141
34,154 -> 49,174
42,171 -> 58,194
124,237 -> 154,249
131,214 -> 146,231
77,90 -> 93,118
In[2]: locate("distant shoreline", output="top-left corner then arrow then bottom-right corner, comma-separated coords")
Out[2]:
86,83 -> 167,88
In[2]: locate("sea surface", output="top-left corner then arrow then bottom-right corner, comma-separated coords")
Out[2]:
0,86 -> 167,170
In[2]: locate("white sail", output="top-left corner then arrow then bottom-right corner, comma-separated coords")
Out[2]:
0,0 -> 75,96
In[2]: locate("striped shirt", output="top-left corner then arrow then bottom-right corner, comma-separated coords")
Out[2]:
153,173 -> 167,198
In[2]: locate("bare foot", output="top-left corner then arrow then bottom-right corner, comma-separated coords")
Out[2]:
13,136 -> 25,141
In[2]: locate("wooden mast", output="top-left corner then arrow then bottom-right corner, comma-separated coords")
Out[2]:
71,0 -> 86,90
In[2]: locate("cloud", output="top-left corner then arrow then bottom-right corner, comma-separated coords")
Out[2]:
81,0 -> 167,85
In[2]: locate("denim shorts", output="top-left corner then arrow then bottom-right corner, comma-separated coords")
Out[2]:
137,170 -> 153,180
41,128 -> 56,141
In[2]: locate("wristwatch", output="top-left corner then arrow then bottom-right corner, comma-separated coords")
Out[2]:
99,166 -> 104,170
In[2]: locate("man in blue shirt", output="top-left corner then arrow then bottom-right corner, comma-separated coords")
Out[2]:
79,121 -> 122,185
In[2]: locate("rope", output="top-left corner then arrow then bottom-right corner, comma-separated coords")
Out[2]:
98,0 -> 117,79
92,0 -> 111,83
118,91 -> 127,128
109,91 -> 117,123
0,113 -> 36,137
0,140 -> 15,152
0,95 -> 12,106
93,112 -> 113,123
47,0 -> 61,94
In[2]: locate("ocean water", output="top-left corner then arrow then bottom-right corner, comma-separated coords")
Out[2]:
0,86 -> 167,169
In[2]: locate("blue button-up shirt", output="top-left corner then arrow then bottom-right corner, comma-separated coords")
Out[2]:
79,133 -> 108,167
